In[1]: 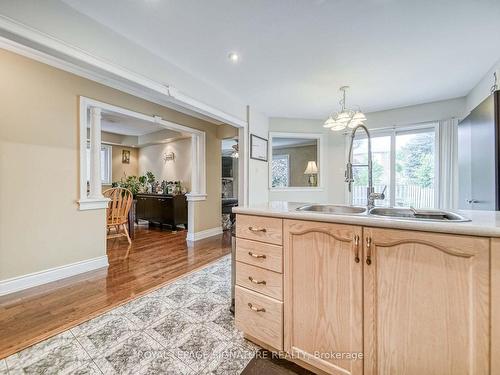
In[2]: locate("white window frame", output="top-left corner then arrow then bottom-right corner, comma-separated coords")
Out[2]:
346,123 -> 439,207
86,143 -> 112,185
271,154 -> 290,188
268,132 -> 326,192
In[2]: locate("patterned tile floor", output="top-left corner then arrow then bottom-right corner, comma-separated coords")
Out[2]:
1,256 -> 259,374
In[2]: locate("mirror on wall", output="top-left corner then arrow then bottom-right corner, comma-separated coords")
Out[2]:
269,133 -> 322,189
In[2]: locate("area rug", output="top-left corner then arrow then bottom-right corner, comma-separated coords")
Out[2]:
1,255 -> 260,374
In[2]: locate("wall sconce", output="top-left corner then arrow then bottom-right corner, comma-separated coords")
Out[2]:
163,152 -> 175,163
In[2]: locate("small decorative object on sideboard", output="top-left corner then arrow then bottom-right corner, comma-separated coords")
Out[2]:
145,171 -> 156,193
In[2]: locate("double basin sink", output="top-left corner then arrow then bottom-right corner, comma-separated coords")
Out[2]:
296,205 -> 470,222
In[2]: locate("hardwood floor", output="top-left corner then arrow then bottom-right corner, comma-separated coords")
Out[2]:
0,226 -> 231,359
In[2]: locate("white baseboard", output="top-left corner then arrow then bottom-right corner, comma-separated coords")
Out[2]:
186,226 -> 223,242
0,256 -> 109,296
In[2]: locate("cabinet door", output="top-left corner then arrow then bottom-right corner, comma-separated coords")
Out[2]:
284,220 -> 363,375
135,196 -> 147,219
363,228 -> 490,375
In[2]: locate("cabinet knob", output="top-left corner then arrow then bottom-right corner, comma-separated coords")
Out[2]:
248,303 -> 266,313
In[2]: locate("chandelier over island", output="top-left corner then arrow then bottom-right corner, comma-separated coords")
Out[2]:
323,86 -> 367,131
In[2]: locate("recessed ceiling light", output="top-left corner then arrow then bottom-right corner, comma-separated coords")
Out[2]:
228,52 -> 240,63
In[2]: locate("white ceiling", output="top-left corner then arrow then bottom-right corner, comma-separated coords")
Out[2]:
272,138 -> 317,148
64,0 -> 500,119
99,112 -> 166,136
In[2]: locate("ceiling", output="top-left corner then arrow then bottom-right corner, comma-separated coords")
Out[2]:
64,0 -> 500,119
99,112 -> 166,136
272,138 -> 317,148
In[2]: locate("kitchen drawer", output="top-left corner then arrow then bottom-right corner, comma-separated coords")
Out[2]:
235,286 -> 283,350
236,238 -> 282,273
236,215 -> 283,245
236,261 -> 283,300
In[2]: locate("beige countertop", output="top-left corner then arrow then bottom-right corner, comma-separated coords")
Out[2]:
233,201 -> 500,238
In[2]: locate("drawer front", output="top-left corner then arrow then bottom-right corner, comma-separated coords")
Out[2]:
236,215 -> 283,245
235,286 -> 283,350
236,262 -> 283,300
236,238 -> 283,273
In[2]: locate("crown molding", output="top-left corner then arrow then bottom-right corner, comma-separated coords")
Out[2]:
0,15 -> 247,128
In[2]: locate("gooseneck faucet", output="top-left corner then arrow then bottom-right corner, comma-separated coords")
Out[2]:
345,124 -> 386,209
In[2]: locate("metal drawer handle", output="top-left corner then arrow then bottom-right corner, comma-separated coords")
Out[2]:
354,234 -> 360,263
248,226 -> 267,233
248,276 -> 266,285
366,237 -> 372,265
248,252 -> 266,259
248,303 -> 266,313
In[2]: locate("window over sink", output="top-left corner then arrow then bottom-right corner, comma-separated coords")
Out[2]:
349,124 -> 437,209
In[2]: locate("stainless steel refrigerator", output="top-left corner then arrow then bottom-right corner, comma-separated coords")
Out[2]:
458,90 -> 500,210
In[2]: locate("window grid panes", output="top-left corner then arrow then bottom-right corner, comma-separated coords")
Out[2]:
395,131 -> 435,208
352,136 -> 391,207
86,144 -> 112,184
272,154 -> 290,188
350,125 -> 436,209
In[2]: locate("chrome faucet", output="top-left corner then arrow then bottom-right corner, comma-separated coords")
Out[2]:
345,124 -> 386,209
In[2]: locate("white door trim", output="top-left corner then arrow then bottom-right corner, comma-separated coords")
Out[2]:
78,97 -> 208,241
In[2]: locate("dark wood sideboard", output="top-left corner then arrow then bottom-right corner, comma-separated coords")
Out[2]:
135,193 -> 188,231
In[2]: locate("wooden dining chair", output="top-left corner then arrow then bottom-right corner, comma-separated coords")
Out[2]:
103,188 -> 133,245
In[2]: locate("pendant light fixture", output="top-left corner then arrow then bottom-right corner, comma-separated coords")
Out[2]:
323,86 -> 366,131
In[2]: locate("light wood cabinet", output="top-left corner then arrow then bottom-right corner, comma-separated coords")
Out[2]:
236,261 -> 283,300
236,214 -> 496,375
363,227 -> 490,375
235,286 -> 283,350
235,238 -> 283,273
236,214 -> 283,245
284,220 -> 363,375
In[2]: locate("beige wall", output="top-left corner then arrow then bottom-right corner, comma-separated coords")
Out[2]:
217,124 -> 238,139
0,48 -> 221,281
138,138 -> 192,191
111,145 -> 139,183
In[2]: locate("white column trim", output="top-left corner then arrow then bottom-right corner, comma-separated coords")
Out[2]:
89,107 -> 103,199
186,227 -> 223,242
77,96 -> 208,239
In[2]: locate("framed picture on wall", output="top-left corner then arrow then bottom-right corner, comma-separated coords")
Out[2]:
122,149 -> 130,164
250,134 -> 268,162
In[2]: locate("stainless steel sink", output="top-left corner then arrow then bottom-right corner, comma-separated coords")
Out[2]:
296,204 -> 367,215
369,207 -> 470,222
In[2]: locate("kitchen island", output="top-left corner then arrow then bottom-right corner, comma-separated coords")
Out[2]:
233,202 -> 500,375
